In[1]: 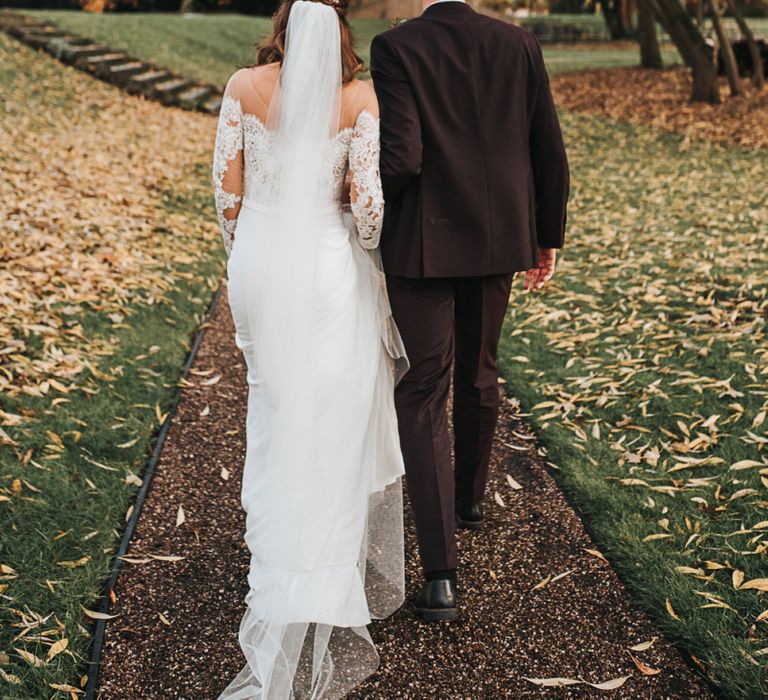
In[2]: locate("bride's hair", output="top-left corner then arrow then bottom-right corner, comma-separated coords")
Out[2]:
255,0 -> 364,83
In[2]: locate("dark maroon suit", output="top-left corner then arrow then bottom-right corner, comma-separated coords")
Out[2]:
371,1 -> 569,573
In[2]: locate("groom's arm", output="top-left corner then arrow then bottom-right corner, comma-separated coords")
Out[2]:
370,33 -> 423,199
528,36 -> 570,250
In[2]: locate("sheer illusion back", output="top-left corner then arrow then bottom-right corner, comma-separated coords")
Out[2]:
213,64 -> 384,256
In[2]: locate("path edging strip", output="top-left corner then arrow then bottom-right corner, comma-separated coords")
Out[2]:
83,283 -> 224,699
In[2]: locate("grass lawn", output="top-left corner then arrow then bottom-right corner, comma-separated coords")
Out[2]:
25,9 -> 687,82
26,10 -> 389,85
0,31 -> 223,696
499,113 -> 768,698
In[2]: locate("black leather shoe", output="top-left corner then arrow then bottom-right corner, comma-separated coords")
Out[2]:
413,578 -> 458,621
456,501 -> 484,531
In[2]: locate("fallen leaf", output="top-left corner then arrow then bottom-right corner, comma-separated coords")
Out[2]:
81,606 -> 118,620
584,548 -> 608,563
629,637 -> 657,652
14,647 -> 46,667
147,554 -> 185,562
47,638 -> 68,660
740,579 -> 768,592
523,676 -> 582,687
587,675 -> 631,690
158,612 -> 172,626
628,650 -> 661,675
666,597 -> 681,621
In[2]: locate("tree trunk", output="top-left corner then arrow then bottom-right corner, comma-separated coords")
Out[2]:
712,0 -> 742,95
696,0 -> 704,28
648,0 -> 721,102
727,0 -> 765,89
638,0 -> 664,68
599,0 -> 634,39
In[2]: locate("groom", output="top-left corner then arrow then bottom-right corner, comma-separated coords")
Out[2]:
371,0 -> 569,619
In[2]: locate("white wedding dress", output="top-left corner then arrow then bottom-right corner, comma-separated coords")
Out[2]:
211,3 -> 407,698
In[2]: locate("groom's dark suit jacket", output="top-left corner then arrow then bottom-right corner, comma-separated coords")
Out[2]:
370,3 -> 570,278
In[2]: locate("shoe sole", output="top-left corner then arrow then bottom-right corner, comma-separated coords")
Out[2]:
414,606 -> 459,621
456,516 -> 482,531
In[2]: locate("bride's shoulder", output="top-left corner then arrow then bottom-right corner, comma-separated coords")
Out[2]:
225,63 -> 279,95
343,79 -> 379,121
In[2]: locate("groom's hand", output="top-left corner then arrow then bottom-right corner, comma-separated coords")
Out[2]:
518,247 -> 557,291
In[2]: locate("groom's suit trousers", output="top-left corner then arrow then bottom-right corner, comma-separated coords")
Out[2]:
386,273 -> 513,573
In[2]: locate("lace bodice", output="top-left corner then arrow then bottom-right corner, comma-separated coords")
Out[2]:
212,67 -> 384,257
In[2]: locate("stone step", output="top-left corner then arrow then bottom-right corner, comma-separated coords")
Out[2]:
44,36 -> 94,59
126,69 -> 173,95
76,52 -> 131,72
57,43 -> 111,64
0,13 -> 224,115
201,95 -> 223,115
105,61 -> 149,86
151,77 -> 194,104
176,84 -> 215,111
6,22 -> 42,39
19,27 -> 69,48
57,34 -> 93,47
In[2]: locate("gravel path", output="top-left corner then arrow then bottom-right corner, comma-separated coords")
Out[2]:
96,286 -> 714,699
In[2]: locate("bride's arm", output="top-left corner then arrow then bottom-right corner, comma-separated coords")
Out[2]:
348,86 -> 384,250
212,72 -> 245,257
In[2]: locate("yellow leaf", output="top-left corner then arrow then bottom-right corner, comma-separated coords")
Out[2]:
643,533 -> 674,542
49,683 -> 84,694
47,638 -> 68,660
740,579 -> 768,592
628,651 -> 661,675
666,596 -> 681,620
15,647 -> 46,667
57,556 -> 91,568
523,677 -> 582,687
629,637 -> 657,652
147,554 -> 185,562
587,676 -> 631,691
158,612 -> 172,626
584,548 -> 607,563
730,459 -> 765,471
81,606 -> 118,620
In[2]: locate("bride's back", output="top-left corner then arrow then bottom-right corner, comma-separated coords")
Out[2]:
224,62 -> 378,134
217,63 -> 380,211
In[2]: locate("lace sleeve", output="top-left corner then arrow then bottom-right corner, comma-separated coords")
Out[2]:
212,91 -> 244,257
349,110 -> 384,250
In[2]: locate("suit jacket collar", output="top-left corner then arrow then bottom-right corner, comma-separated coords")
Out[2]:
422,1 -> 475,15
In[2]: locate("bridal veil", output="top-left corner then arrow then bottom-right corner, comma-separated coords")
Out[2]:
216,2 -> 407,698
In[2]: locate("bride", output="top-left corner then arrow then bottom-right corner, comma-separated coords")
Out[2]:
211,0 -> 408,697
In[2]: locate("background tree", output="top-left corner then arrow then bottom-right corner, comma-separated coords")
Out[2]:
648,0 -> 721,101
598,0 -> 636,38
710,0 -> 742,94
637,0 -> 663,67
727,0 -> 766,89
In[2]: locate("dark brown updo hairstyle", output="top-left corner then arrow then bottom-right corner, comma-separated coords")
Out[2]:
255,0 -> 365,84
